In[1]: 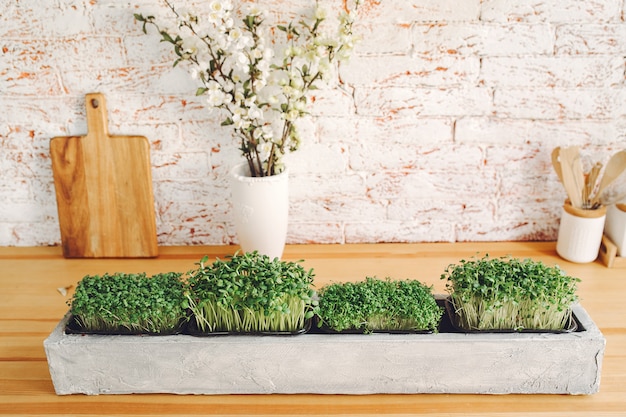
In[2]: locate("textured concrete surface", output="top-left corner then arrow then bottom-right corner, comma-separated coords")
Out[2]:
44,304 -> 605,395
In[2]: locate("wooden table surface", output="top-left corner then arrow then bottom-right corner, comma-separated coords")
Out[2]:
1,242 -> 625,416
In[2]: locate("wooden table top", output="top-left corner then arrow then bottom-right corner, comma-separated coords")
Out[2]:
1,242 -> 624,416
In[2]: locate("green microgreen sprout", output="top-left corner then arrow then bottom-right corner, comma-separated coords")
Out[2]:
315,277 -> 443,333
185,251 -> 316,333
68,272 -> 187,334
440,254 -> 581,331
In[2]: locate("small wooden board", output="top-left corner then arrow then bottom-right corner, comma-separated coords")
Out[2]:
599,234 -> 626,268
50,93 -> 158,258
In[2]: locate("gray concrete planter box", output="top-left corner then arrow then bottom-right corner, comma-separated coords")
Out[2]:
44,302 -> 605,396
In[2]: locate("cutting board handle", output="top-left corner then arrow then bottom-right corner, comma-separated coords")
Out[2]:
85,92 -> 110,138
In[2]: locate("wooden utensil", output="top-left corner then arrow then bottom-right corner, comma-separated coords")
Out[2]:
50,93 -> 158,258
593,150 -> 626,207
551,147 -> 563,183
584,162 -> 602,208
559,146 -> 584,208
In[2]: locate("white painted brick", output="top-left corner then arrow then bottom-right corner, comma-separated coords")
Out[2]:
349,142 -> 483,173
6,38 -> 127,72
92,2 -> 146,35
345,220 -> 456,243
413,23 -> 554,56
492,199 -> 562,241
1,67 -> 64,96
290,197 -> 388,224
0,202 -> 51,223
154,180 -> 226,206
158,199 -> 231,225
365,170 -> 499,201
284,141 -> 348,174
353,22 -> 413,55
317,116 -> 454,145
124,36 -> 178,67
341,55 -> 480,87
0,224 -> 13,247
287,223 -> 344,244
29,177 -> 57,204
150,151 -> 211,180
0,0 -> 89,38
111,95 -> 210,125
0,179 -> 30,202
481,56 -> 624,88
61,65 -> 198,96
358,0 -> 481,23
0,97 -> 78,126
288,173 -> 367,200
0,221 -> 61,246
387,199 -> 469,223
455,117 -> 624,146
493,88 -> 626,119
307,88 -> 356,117
455,218 -> 557,242
454,195 -> 563,242
157,220 -> 234,246
106,123 -> 181,153
2,0 -> 626,247
485,144 -> 550,174
556,24 -> 626,54
354,87 -> 493,117
481,0 -> 623,23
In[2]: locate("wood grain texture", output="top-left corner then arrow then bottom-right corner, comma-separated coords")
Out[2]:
0,242 -> 625,415
50,93 -> 158,258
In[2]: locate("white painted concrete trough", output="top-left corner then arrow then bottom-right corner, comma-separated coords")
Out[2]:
44,302 -> 605,396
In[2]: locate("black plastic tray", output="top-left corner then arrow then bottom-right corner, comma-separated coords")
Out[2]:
311,319 -> 434,335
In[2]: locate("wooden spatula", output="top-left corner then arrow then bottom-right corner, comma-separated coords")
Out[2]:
592,150 -> 626,207
50,93 -> 158,258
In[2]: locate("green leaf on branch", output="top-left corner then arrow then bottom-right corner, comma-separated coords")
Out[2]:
160,31 -> 175,44
244,15 -> 256,30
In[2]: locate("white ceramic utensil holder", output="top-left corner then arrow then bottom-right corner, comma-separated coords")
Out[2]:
557,202 -> 607,263
605,203 -> 626,257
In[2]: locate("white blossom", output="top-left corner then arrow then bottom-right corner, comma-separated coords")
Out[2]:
314,7 -> 327,21
141,0 -> 361,176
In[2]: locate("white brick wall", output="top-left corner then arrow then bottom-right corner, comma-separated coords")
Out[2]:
1,0 -> 625,247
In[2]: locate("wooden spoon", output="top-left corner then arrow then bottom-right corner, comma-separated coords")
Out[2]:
559,146 -> 584,208
551,147 -> 563,183
593,150 -> 626,206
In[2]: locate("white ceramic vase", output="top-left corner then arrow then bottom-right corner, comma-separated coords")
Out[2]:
230,163 -> 289,259
556,202 -> 607,263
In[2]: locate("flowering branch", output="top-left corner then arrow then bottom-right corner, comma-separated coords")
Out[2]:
135,0 -> 361,177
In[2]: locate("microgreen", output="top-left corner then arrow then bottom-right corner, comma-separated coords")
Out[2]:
316,277 -> 442,333
440,255 -> 581,331
68,272 -> 187,334
185,251 -> 316,333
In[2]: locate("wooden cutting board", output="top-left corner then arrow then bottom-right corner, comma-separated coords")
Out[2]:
50,93 -> 158,258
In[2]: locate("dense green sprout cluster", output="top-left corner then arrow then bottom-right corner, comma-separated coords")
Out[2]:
441,255 -> 580,331
316,277 -> 443,333
185,251 -> 316,333
68,272 -> 187,334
